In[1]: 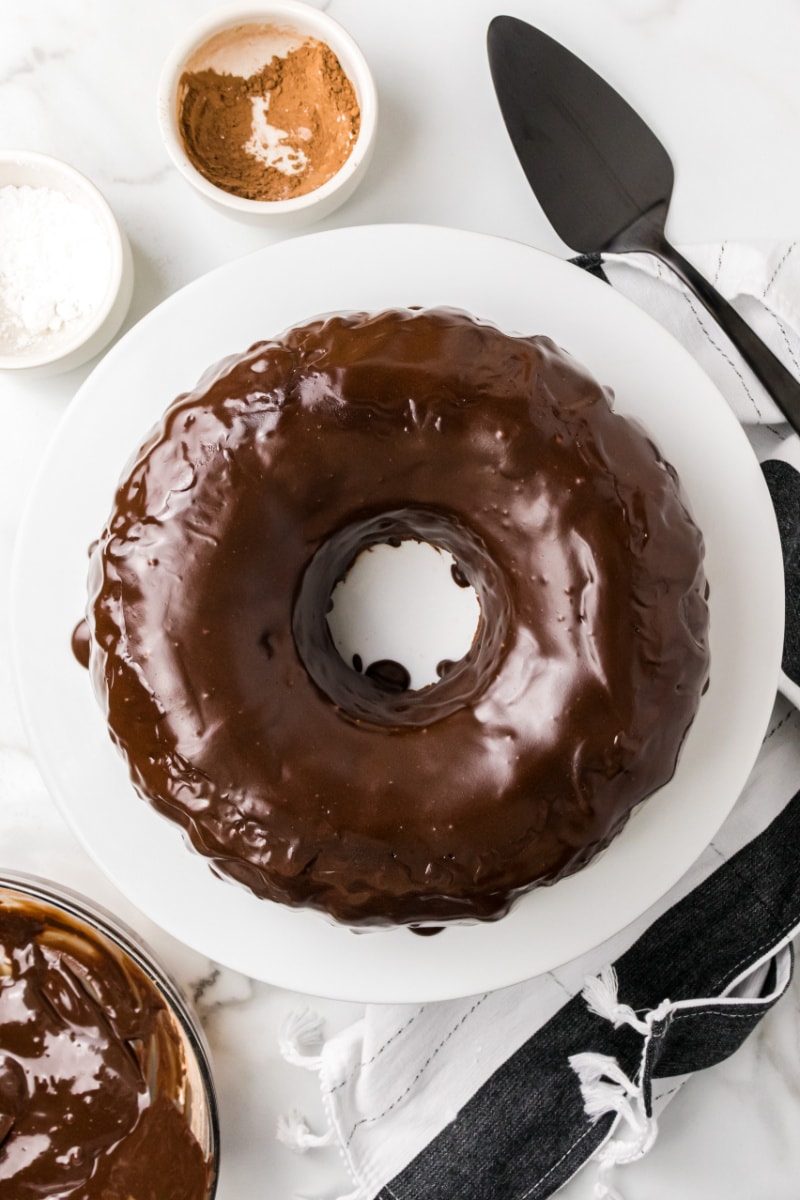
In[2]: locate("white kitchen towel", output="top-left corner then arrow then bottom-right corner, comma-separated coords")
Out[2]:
604,240 -> 800,428
279,242 -> 800,1200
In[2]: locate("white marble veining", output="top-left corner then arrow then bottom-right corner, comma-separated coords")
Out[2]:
3,1 -> 800,1196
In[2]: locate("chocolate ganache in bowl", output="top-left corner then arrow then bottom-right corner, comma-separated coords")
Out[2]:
79,307 -> 710,929
0,873 -> 218,1199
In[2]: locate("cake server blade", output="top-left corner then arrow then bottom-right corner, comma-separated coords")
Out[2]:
487,15 -> 800,433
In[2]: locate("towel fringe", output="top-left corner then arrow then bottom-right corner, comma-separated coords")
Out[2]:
581,965 -> 671,1035
593,1154 -> 627,1200
280,1007 -> 326,1071
279,1012 -> 364,1199
571,968 -> 673,1199
277,1108 -> 336,1153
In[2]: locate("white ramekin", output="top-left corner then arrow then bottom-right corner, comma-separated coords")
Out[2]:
0,150 -> 133,377
157,1 -> 378,226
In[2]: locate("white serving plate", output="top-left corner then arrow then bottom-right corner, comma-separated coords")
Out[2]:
11,224 -> 783,1002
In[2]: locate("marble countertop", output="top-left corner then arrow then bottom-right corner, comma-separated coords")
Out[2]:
3,1 -> 800,1196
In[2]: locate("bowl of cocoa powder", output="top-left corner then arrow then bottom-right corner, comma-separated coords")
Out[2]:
158,1 -> 377,224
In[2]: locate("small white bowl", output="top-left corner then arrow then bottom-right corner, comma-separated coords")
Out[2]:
157,1 -> 378,226
0,151 -> 133,377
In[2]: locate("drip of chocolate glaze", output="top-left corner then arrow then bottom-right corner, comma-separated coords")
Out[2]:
364,659 -> 411,693
71,619 -> 91,669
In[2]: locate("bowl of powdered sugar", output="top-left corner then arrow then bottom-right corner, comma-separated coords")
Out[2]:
0,151 -> 133,376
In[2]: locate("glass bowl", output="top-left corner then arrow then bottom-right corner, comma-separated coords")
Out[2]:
0,870 -> 219,1198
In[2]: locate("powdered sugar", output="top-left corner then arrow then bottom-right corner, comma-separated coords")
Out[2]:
0,184 -> 111,354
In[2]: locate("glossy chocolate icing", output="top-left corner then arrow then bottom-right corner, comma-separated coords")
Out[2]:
86,308 -> 709,926
0,889 -> 213,1198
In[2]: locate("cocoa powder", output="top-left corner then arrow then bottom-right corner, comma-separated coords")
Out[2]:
178,35 -> 361,202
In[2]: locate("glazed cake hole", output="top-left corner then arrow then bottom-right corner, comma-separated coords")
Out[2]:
326,540 -> 482,692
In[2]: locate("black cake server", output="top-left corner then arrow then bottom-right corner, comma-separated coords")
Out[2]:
487,15 -> 800,433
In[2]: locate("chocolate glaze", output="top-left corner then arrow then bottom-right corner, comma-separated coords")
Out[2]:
364,660 -> 411,692
86,308 -> 709,926
71,618 -> 91,669
0,889 -> 214,1198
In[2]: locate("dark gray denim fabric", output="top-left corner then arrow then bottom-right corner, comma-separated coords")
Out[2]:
763,458 -> 800,687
